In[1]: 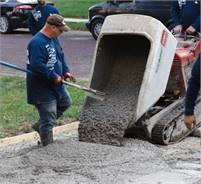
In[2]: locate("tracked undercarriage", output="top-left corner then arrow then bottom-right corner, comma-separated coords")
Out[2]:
79,14 -> 201,146
126,96 -> 201,145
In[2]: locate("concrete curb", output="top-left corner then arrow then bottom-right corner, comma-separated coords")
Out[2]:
0,121 -> 79,148
64,18 -> 88,23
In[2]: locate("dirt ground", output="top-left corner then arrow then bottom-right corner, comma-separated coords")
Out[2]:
0,129 -> 201,184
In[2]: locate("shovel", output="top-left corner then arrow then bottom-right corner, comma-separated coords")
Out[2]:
62,80 -> 105,101
0,60 -> 105,101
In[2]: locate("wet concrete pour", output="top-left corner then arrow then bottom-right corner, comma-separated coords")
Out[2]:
0,130 -> 201,184
79,37 -> 149,146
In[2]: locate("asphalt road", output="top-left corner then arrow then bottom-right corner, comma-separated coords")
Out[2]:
0,30 -> 96,80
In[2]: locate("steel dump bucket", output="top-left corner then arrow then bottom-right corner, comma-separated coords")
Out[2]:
79,14 -> 177,146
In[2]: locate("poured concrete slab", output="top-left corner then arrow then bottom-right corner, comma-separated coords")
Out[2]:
132,171 -> 187,184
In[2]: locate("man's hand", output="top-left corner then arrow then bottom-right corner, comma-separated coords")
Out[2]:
53,76 -> 63,84
184,115 -> 196,130
64,72 -> 76,83
173,25 -> 182,34
186,26 -> 196,34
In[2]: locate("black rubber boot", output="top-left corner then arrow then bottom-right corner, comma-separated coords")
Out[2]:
32,122 -> 42,145
32,122 -> 40,133
40,132 -> 53,146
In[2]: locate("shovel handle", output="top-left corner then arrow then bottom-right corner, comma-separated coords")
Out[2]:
0,60 -> 33,74
62,80 -> 96,93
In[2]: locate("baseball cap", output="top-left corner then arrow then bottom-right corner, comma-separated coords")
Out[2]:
47,14 -> 71,32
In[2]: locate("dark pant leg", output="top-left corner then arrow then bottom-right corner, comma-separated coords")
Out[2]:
35,100 -> 57,135
57,94 -> 71,119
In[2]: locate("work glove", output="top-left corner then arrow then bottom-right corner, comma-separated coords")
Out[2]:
186,26 -> 196,35
172,25 -> 182,34
184,115 -> 196,130
64,72 -> 76,83
53,76 -> 63,84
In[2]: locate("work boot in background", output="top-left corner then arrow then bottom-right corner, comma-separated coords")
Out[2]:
40,131 -> 53,146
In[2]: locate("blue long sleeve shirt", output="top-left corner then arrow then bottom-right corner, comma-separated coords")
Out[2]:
28,4 -> 59,35
171,0 -> 200,31
26,32 -> 70,105
185,54 -> 200,115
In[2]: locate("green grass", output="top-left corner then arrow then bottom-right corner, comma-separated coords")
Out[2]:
53,0 -> 104,18
0,76 -> 87,138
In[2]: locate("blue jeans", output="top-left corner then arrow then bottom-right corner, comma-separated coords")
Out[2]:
35,96 -> 71,135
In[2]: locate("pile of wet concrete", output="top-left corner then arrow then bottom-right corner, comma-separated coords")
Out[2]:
1,131 -> 201,184
0,134 -> 169,184
79,36 -> 149,146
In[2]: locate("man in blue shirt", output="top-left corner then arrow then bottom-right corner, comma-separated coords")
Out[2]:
184,54 -> 200,135
28,0 -> 59,35
170,0 -> 200,34
27,14 -> 75,146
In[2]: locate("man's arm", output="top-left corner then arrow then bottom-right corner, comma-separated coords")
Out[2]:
28,41 -> 59,81
186,15 -> 200,34
191,15 -> 200,31
170,1 -> 181,26
184,55 -> 200,129
53,38 -> 70,74
53,38 -> 76,82
185,56 -> 200,115
28,12 -> 38,35
53,7 -> 59,15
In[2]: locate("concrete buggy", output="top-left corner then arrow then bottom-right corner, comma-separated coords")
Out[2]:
79,14 -> 201,146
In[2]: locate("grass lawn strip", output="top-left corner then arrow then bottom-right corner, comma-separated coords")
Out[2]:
0,76 -> 86,138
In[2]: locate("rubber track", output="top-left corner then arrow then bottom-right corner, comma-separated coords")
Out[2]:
151,97 -> 201,145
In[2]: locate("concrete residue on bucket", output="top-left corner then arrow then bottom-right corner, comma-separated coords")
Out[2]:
79,35 -> 150,146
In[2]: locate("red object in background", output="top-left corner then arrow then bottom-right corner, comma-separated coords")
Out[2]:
15,5 -> 34,11
161,30 -> 168,47
166,39 -> 201,96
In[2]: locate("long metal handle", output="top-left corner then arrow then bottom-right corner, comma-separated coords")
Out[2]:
0,60 -> 92,93
0,60 -> 33,74
0,60 -> 105,101
62,80 -> 96,93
